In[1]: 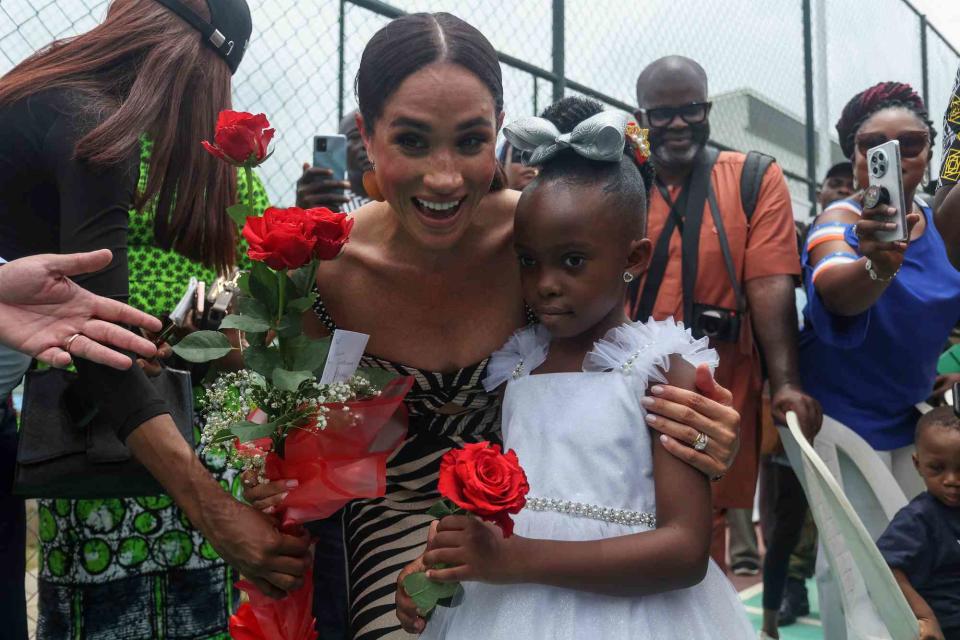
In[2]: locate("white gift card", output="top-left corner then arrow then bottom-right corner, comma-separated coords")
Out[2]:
319,329 -> 370,384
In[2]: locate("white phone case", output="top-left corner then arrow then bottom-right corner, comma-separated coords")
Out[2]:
866,140 -> 908,243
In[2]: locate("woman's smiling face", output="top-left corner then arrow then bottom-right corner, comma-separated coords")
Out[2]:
361,62 -> 502,251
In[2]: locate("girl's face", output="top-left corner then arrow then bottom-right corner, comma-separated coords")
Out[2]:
853,107 -> 930,196
360,62 -> 503,251
514,182 -> 650,340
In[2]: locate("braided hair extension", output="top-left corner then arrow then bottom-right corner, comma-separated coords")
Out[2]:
835,81 -> 937,159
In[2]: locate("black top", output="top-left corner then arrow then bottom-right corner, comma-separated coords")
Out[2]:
877,491 -> 960,633
0,88 -> 167,440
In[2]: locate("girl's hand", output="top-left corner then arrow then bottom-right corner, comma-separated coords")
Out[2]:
854,192 -> 920,277
240,469 -> 298,514
395,522 -> 439,634
641,364 -> 740,479
421,515 -> 515,584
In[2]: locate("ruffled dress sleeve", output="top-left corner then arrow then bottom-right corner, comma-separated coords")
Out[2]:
482,324 -> 551,392
583,317 -> 719,391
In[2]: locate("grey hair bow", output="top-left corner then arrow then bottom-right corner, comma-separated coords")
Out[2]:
503,110 -> 629,166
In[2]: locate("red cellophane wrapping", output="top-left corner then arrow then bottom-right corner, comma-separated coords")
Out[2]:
229,376 -> 414,639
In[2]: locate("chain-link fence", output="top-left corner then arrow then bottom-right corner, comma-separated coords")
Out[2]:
2,0 -> 959,634
2,0 -> 958,214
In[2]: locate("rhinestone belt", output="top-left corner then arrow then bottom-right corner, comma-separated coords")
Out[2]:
525,496 -> 656,528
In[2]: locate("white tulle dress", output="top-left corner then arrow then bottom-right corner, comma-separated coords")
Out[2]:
422,318 -> 755,640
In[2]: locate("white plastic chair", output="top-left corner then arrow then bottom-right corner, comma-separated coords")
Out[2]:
779,411 -> 919,640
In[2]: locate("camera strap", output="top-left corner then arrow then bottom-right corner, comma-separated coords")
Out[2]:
633,147 -> 718,322
706,184 -> 745,313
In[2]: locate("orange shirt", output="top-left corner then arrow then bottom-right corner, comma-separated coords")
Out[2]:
630,151 -> 801,509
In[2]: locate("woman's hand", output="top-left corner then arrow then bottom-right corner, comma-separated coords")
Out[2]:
855,192 -> 921,278
641,364 -> 740,478
241,469 -> 298,515
421,515 -> 516,585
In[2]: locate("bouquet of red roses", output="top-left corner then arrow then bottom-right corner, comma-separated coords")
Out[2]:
174,110 -> 412,640
402,441 -> 529,616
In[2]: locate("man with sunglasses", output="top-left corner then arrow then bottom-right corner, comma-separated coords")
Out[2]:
499,140 -> 538,190
629,56 -> 822,580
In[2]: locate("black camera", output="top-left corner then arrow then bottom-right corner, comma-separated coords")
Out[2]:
690,303 -> 741,343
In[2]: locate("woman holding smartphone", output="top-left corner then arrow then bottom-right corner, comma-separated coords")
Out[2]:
0,1 -> 310,637
794,81 -> 960,640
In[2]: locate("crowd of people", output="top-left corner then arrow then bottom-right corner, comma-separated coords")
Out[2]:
0,1 -> 958,639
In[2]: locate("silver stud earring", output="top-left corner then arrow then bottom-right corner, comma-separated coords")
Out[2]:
622,272 -> 635,283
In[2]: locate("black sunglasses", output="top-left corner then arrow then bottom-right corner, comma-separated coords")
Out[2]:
640,101 -> 712,128
855,131 -> 930,159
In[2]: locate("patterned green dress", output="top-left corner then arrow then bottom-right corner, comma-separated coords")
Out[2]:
36,140 -> 270,640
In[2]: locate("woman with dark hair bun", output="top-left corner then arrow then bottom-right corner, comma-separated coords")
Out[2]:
243,13 -> 739,639
797,81 -> 960,639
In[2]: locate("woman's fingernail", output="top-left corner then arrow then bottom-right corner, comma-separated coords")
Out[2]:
660,434 -> 669,444
280,491 -> 289,500
651,385 -> 664,395
640,396 -> 654,407
425,570 -> 433,579
645,414 -> 657,425
285,479 -> 299,488
885,223 -> 896,230
264,506 -> 275,514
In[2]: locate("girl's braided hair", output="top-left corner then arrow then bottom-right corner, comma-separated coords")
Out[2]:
835,81 -> 936,159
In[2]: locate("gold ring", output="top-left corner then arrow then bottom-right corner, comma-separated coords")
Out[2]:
64,333 -> 82,353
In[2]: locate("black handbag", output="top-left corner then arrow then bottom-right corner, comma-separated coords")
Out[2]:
14,366 -> 195,498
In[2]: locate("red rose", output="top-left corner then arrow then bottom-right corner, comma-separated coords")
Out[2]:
438,442 -> 529,537
202,110 -> 275,167
243,207 -> 353,270
303,207 -> 354,261
243,207 -> 317,270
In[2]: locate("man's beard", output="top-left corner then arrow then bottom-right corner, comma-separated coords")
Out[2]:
651,122 -> 711,171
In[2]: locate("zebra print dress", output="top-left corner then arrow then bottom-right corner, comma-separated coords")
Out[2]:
313,298 -> 506,639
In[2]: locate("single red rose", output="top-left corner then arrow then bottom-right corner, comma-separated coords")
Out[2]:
438,442 -> 529,537
302,208 -> 354,261
243,207 -> 319,270
202,110 -> 275,167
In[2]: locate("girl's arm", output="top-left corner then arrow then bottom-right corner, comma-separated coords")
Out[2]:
423,357 -> 712,597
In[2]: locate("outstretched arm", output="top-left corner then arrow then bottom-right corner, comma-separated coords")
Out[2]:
0,250 -> 161,368
423,357 -> 711,596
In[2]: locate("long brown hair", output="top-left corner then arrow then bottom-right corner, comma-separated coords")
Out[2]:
0,0 -> 237,272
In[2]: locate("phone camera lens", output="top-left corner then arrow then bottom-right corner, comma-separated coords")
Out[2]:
315,139 -> 327,152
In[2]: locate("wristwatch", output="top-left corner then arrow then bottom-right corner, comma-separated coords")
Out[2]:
864,258 -> 898,282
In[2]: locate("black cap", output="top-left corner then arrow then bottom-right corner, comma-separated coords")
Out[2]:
154,0 -> 252,74
824,161 -> 853,180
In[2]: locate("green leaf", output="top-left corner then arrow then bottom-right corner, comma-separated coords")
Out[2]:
286,293 -> 318,314
427,499 -> 457,519
170,331 -> 233,362
245,332 -> 266,348
219,313 -> 271,333
276,312 -> 302,338
281,335 -> 330,373
237,271 -> 251,296
402,571 -> 461,617
356,367 -> 402,390
288,261 -> 316,298
210,429 -> 237,445
272,368 -> 313,392
236,297 -> 271,324
229,420 -> 277,442
249,261 -> 279,316
243,345 -> 283,379
227,203 -> 255,227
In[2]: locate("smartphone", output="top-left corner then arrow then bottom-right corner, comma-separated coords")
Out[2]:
154,278 -> 198,345
313,134 -> 348,180
865,140 -> 909,243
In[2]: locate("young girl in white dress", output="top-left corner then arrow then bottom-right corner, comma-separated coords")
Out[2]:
404,97 -> 754,639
